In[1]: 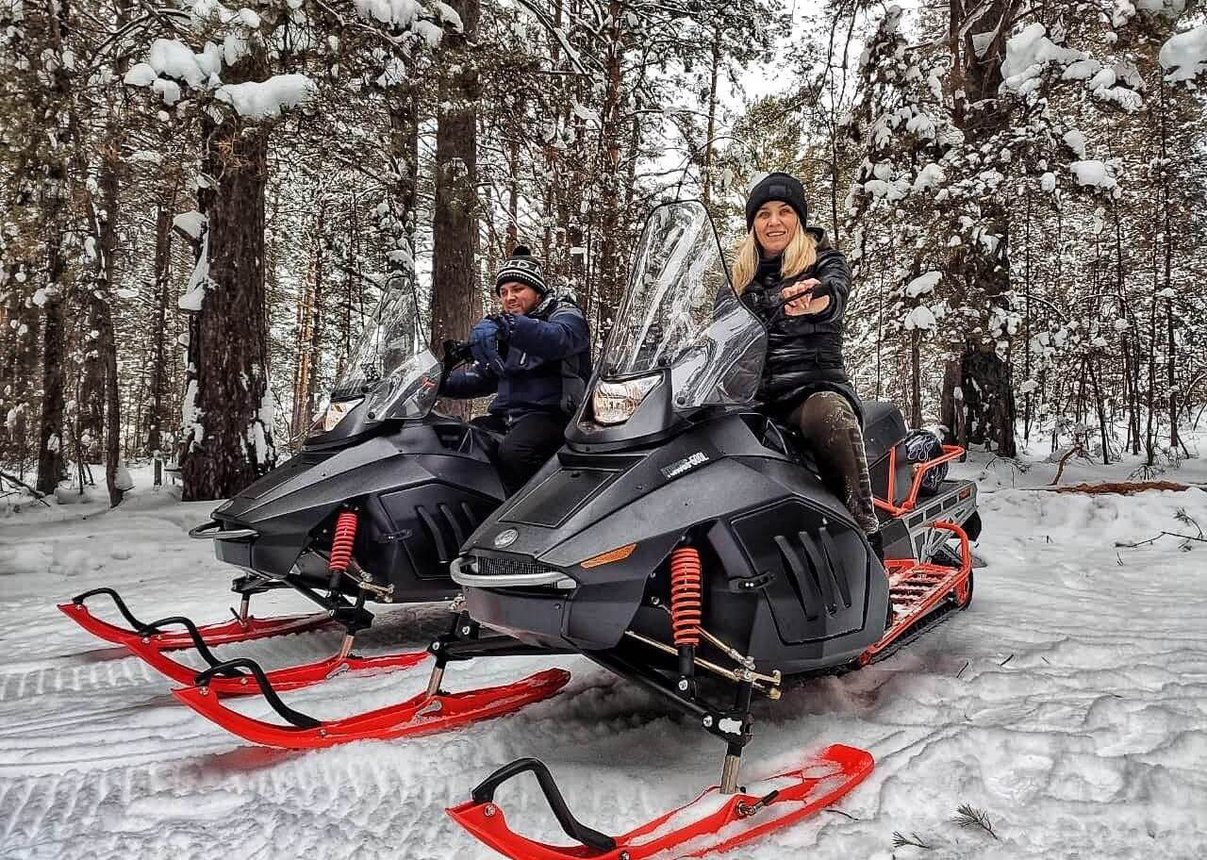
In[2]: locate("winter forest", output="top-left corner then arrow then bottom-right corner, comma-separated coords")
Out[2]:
2,0 -> 1206,505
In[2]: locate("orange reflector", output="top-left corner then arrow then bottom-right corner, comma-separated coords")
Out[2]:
580,543 -> 637,569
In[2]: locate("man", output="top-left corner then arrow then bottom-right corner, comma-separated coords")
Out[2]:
442,246 -> 592,495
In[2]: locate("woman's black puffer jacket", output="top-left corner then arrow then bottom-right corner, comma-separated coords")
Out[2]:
739,227 -> 863,423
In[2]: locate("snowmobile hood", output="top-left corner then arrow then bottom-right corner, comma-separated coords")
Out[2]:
456,410 -> 849,587
213,418 -> 498,527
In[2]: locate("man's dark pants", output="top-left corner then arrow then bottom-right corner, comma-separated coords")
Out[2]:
471,411 -> 567,495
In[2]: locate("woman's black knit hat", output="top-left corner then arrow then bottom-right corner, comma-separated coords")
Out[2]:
494,245 -> 548,296
745,172 -> 809,231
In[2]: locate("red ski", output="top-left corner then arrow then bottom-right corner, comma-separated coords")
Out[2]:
58,587 -> 333,651
172,665 -> 571,749
125,638 -> 429,695
448,743 -> 873,859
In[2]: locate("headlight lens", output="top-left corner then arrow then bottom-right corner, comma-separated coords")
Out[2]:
591,375 -> 659,426
311,398 -> 362,435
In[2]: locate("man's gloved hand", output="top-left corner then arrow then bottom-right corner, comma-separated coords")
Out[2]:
470,317 -> 506,375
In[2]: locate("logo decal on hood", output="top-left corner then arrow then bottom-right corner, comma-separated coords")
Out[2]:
661,451 -> 709,480
493,528 -> 519,548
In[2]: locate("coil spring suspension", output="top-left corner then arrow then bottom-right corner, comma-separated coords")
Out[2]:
328,509 -> 359,589
669,546 -> 702,647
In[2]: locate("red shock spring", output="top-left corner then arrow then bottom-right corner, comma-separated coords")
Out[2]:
329,509 -> 358,573
669,546 -> 702,648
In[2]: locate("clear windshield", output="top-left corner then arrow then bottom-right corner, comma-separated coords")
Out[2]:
600,201 -> 766,408
331,286 -> 440,420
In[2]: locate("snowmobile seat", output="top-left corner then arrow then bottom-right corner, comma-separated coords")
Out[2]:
862,401 -> 908,465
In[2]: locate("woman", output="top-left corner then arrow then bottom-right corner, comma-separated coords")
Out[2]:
732,172 -> 881,558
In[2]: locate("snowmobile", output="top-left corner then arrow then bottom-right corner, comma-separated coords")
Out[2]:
443,201 -> 983,859
58,285 -> 569,741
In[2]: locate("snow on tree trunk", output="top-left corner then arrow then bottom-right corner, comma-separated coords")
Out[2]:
180,114 -> 275,501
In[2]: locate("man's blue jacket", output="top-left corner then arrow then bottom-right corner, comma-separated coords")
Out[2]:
443,295 -> 592,419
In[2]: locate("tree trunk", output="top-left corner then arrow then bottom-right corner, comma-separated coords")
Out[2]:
939,0 -> 1020,459
146,196 -> 175,485
1159,79 -> 1178,450
430,2 -> 481,419
594,0 -> 627,322
181,115 -> 275,501
909,330 -> 922,428
35,262 -> 65,495
701,25 -> 720,207
95,153 -> 123,507
28,0 -> 69,496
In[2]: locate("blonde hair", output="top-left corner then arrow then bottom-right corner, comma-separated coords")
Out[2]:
731,224 -> 818,295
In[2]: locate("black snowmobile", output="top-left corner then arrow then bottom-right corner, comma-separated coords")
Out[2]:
444,201 -> 982,859
58,285 -> 570,740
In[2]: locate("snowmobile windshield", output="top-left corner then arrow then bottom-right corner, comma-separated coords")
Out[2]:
599,200 -> 766,409
330,286 -> 440,420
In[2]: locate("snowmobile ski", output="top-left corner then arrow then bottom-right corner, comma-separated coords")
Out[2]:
447,743 -> 874,859
58,587 -> 333,651
124,633 -> 429,695
172,660 -> 570,749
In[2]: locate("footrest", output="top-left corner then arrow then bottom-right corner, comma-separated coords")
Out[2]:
861,521 -> 972,664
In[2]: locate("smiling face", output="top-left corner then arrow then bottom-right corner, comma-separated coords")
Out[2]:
752,201 -> 799,256
498,281 -> 542,315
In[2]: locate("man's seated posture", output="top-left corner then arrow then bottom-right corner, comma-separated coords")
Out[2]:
442,246 -> 592,495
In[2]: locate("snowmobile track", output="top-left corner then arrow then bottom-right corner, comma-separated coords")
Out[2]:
0,655 -> 156,703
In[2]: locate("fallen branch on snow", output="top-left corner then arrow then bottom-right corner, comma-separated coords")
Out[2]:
952,803 -> 999,840
0,471 -> 52,507
1043,480 -> 1193,495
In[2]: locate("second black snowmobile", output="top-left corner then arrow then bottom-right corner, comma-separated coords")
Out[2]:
58,285 -> 569,742
443,201 -> 983,858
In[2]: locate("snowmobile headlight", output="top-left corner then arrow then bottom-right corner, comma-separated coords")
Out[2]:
312,398 -> 363,435
591,375 -> 659,426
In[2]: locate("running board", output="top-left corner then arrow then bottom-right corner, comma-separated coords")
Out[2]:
861,520 -> 972,665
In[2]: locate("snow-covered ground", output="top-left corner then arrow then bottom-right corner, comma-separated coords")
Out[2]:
2,443 -> 1206,859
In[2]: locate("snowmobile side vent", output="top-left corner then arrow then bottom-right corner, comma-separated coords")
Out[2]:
772,536 -> 822,621
416,505 -> 453,563
812,529 -> 854,611
468,757 -> 617,852
438,503 -> 466,546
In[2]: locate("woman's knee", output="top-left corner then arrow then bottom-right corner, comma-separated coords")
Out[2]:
796,392 -> 857,442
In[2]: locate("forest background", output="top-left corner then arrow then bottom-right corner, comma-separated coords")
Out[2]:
1,0 -> 1205,505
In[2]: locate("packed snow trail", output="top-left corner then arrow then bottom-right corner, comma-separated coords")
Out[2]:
1,457 -> 1205,859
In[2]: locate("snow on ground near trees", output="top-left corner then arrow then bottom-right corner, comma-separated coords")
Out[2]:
1,447 -> 1206,859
